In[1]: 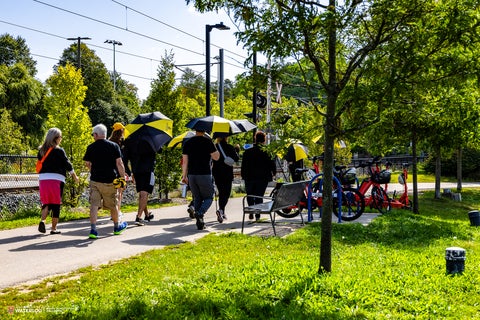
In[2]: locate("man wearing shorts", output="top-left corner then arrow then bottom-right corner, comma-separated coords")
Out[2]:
83,124 -> 128,239
124,137 -> 156,226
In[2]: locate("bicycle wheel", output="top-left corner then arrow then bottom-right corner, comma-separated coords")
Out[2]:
269,185 -> 302,218
371,185 -> 391,214
333,187 -> 365,221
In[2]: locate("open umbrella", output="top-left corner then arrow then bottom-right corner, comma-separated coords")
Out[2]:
212,118 -> 257,138
186,115 -> 241,135
167,131 -> 211,148
285,143 -> 308,162
124,111 -> 173,152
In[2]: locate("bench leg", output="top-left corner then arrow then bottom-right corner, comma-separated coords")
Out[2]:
268,212 -> 277,236
241,211 -> 246,234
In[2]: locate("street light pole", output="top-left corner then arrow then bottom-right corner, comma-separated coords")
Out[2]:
205,22 -> 230,116
104,39 -> 123,91
66,37 -> 91,70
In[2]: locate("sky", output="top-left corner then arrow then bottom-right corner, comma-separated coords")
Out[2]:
1,0 -> 258,100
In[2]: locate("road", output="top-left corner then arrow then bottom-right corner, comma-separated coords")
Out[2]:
1,181 -> 478,289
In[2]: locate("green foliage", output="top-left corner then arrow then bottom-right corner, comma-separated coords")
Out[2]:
58,43 -> 114,126
0,33 -> 37,76
45,63 -> 92,205
144,52 -> 182,198
0,108 -> 25,154
2,189 -> 480,319
0,63 -> 47,149
423,148 -> 480,180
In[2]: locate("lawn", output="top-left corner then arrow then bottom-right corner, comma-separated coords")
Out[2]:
1,190 -> 479,319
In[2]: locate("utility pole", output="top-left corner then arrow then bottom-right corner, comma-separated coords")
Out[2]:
105,39 -> 122,91
66,37 -> 91,70
205,22 -> 230,116
218,49 -> 225,117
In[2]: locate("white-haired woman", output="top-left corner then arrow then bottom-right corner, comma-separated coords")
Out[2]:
37,128 -> 78,234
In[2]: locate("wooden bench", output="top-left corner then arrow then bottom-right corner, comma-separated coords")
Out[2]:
241,181 -> 307,236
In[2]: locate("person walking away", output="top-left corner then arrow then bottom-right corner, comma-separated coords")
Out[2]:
124,137 -> 156,226
37,128 -> 79,234
212,136 -> 239,222
241,131 -> 276,221
108,122 -> 129,220
83,124 -> 128,239
182,130 -> 220,230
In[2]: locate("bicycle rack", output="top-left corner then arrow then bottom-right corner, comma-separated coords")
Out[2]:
306,173 -> 343,223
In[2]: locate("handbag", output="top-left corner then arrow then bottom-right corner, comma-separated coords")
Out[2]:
36,147 -> 53,173
217,143 -> 235,166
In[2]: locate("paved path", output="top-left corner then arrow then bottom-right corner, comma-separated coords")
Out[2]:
1,181 -> 478,289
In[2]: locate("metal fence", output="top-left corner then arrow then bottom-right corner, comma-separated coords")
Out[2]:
0,155 -> 38,192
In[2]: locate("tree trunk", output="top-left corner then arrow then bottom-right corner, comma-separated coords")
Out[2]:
412,129 -> 419,214
318,0 -> 336,274
456,147 -> 462,192
434,145 -> 441,199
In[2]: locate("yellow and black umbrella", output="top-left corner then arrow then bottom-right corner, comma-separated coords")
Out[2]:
167,131 -> 211,148
124,111 -> 173,152
285,143 -> 309,162
186,115 -> 241,135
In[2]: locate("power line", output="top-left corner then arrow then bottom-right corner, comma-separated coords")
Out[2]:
110,0 -> 247,60
0,19 -> 226,83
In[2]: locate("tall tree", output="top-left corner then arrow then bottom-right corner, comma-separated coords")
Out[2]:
0,63 -> 47,149
144,52 -> 183,199
0,33 -> 37,76
45,63 -> 92,205
58,43 -> 114,126
188,0 -> 480,273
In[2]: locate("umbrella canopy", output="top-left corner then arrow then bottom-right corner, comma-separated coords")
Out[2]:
186,115 -> 241,135
167,131 -> 211,148
212,118 -> 257,138
124,111 -> 173,152
232,119 -> 256,132
285,143 -> 308,162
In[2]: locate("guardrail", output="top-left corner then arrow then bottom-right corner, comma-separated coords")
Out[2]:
0,155 -> 38,191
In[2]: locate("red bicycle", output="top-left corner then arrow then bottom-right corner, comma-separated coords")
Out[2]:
355,156 -> 392,214
391,162 -> 412,210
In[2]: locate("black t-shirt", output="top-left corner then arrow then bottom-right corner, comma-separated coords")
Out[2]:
182,135 -> 217,175
83,139 -> 122,183
124,139 -> 156,174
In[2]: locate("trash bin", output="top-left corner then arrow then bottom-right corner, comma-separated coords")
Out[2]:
445,247 -> 466,275
468,210 -> 480,227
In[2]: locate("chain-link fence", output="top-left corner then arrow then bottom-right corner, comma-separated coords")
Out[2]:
0,155 -> 38,192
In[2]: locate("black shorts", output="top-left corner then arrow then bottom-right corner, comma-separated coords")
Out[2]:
135,172 -> 154,194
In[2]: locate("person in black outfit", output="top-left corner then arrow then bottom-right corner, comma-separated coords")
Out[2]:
182,130 -> 220,230
124,137 -> 156,226
212,136 -> 239,222
241,131 -> 276,221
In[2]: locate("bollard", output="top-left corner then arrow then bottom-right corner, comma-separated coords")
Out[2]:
468,210 -> 480,227
445,247 -> 466,275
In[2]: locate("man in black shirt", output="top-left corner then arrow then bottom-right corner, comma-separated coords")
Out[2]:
182,130 -> 220,230
83,124 -> 128,239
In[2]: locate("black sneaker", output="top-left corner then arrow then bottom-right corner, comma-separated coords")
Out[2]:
195,215 -> 205,230
50,230 -> 61,235
145,213 -> 154,221
216,210 -> 224,223
187,205 -> 195,219
135,217 -> 146,226
38,221 -> 46,233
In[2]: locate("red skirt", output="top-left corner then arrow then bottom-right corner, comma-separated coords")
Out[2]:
39,180 -> 62,205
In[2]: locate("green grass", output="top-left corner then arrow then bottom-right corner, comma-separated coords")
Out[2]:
1,190 -> 479,319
